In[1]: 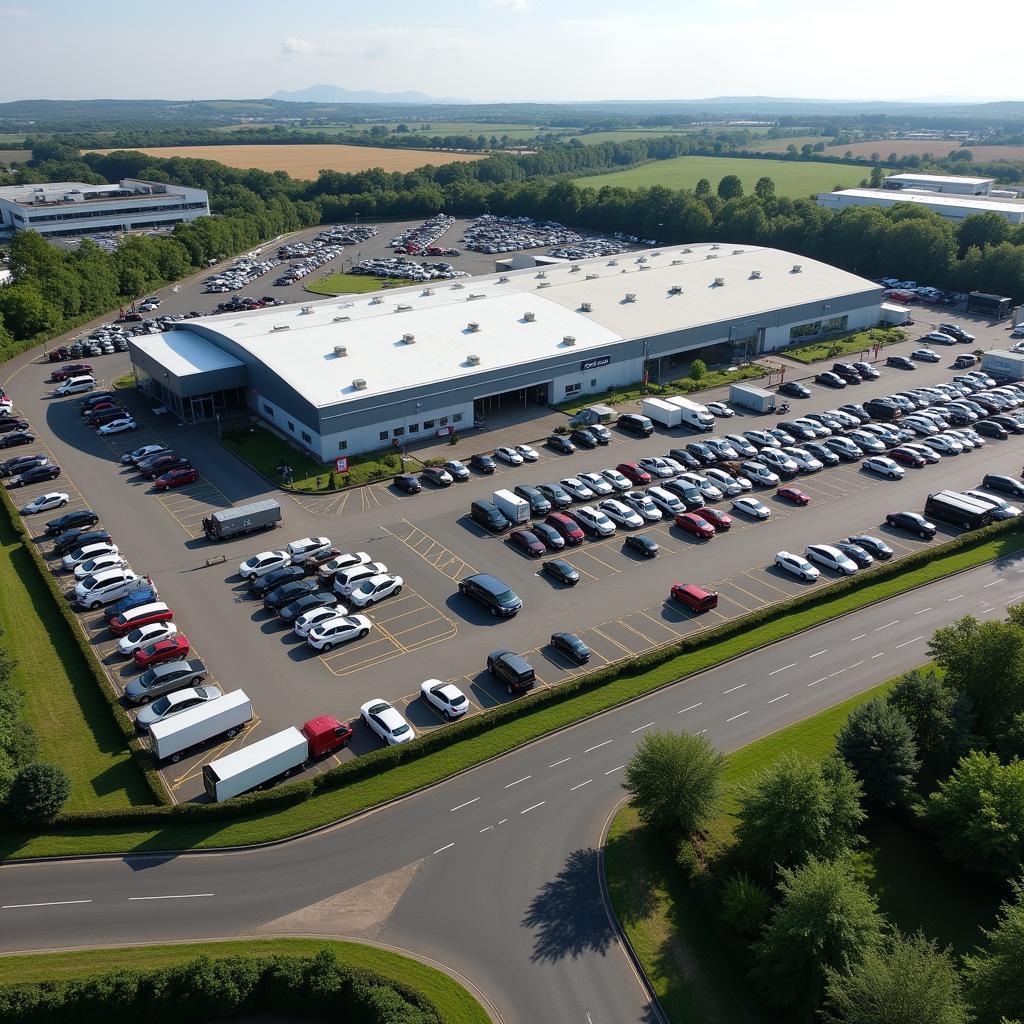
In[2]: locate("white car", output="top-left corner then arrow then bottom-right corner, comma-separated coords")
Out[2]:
741,461 -> 781,487
572,505 -> 615,537
20,492 -> 69,515
678,473 -> 723,501
514,444 -> 539,462
63,541 -> 118,570
361,698 -> 415,745
921,434 -> 963,456
705,438 -> 739,460
286,536 -> 332,561
638,457 -> 674,479
646,486 -> 683,517
117,620 -> 178,656
744,430 -> 781,449
662,457 -> 687,475
239,550 -> 290,580
732,496 -> 771,519
579,471 -> 614,496
903,416 -> 939,436
348,573 -> 404,608
601,468 -> 631,491
911,348 -> 941,363
793,418 -> 830,439
805,544 -> 858,575
706,402 -> 734,417
333,561 -> 388,597
98,417 -> 137,435
964,490 -> 1021,518
724,434 -> 758,458
74,551 -> 125,579
704,468 -> 748,495
847,430 -> 886,454
307,613 -> 372,651
495,446 -> 524,466
622,490 -> 662,521
560,477 -> 595,501
774,550 -> 820,581
598,498 -> 643,528
135,683 -> 222,730
782,447 -> 824,473
420,679 -> 469,719
924,331 -> 956,345
294,604 -> 346,638
54,378 -> 94,396
863,456 -> 905,479
949,429 -> 980,449
318,551 -> 371,579
758,449 -> 800,475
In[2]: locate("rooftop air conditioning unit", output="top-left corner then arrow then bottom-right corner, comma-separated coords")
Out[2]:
624,293 -> 637,303
750,270 -> 762,279
369,296 -> 383,305
570,264 -> 580,272
668,285 -> 682,295
563,335 -> 576,346
706,253 -> 718,260
536,271 -> 547,279
352,378 -> 367,390
732,249 -> 744,255
334,345 -> 348,357
421,287 -> 434,296
467,354 -> 481,366
333,316 -> 350,323
638,264 -> 650,271
523,311 -> 536,322
395,303 -> 413,312
714,277 -> 725,286
711,244 -> 720,250
271,325 -> 290,332
497,275 -> 510,283
300,305 -> 313,314
451,282 -> 465,290
467,321 -> 480,333
585,273 -> 599,280
580,301 -> 593,312
792,264 -> 802,273
402,333 -> 415,344
683,247 -> 693,254
671,259 -> 683,266
537,281 -> 551,288
468,293 -> 485,300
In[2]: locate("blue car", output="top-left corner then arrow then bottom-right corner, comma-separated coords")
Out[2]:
103,587 -> 159,622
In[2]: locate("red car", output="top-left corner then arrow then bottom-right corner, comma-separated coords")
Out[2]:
890,446 -> 927,468
154,467 -> 200,491
694,507 -> 733,531
50,363 -> 93,382
87,408 -> 127,427
616,462 -> 652,485
109,605 -> 174,637
777,486 -> 810,506
544,512 -> 585,546
510,529 -> 546,558
133,633 -> 190,668
81,400 -> 116,417
674,511 -> 716,539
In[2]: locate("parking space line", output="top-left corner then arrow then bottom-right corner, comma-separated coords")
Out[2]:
616,618 -> 654,647
589,626 -> 633,656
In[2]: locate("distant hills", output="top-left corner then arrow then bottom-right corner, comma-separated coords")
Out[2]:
271,84 -> 468,105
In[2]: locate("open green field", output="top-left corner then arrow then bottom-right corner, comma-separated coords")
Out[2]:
306,271 -> 419,295
285,121 -> 552,140
0,506 -> 150,811
0,939 -> 488,1024
573,155 -> 873,198
751,134 -> 833,152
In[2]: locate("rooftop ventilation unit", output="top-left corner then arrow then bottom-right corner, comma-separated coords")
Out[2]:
791,264 -> 803,273
467,354 -> 481,366
333,315 -> 351,322
580,301 -> 593,312
537,281 -> 551,288
369,296 -> 383,305
300,305 -> 313,315
750,270 -> 762,280
711,244 -> 720,250
451,282 -> 465,290
638,264 -> 650,271
497,275 -> 510,283
713,277 -> 725,286
334,345 -> 348,357
624,293 -> 637,303
523,311 -> 536,322
683,247 -> 693,254
535,271 -> 547,279
352,378 -> 367,390
562,335 -> 576,346
668,285 -> 682,295
271,325 -> 290,332
421,287 -> 434,296
394,303 -> 413,312
467,293 -> 485,300
467,321 -> 481,333
671,259 -> 684,266
570,264 -> 580,272
732,249 -> 744,255
608,260 -> 619,266
705,253 -> 718,260
402,333 -> 415,344
585,273 -> 599,280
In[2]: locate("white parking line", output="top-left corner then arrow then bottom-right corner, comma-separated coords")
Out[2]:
450,797 -> 480,812
629,721 -> 655,734
520,801 -> 546,815
605,765 -> 625,775
570,779 -> 593,791
808,649 -> 828,658
808,677 -> 827,687
947,594 -> 964,602
505,775 -> 532,789
2,900 -> 92,909
850,633 -> 867,641
895,635 -> 925,649
875,620 -> 899,631
914,607 -> 932,615
726,711 -> 749,723
549,757 -> 571,768
677,702 -> 703,715
848,660 -> 865,669
983,579 -> 1004,588
829,668 -> 847,678
479,826 -> 494,833
433,843 -> 455,855
871,651 -> 885,659
584,740 -> 612,753
768,693 -> 789,704
722,683 -> 746,695
127,893 -> 214,901
769,663 -> 796,676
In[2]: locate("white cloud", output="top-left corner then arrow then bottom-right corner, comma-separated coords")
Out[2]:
281,36 -> 315,56
490,0 -> 530,10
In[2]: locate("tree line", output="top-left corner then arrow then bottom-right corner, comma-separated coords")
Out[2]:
622,605 -> 1024,1023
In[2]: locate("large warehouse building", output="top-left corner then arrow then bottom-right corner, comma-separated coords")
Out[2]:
128,243 -> 884,459
818,182 -> 1024,225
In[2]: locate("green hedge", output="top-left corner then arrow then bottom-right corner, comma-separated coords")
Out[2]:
9,512 -> 1021,835
0,488 -> 167,807
0,949 -> 440,1024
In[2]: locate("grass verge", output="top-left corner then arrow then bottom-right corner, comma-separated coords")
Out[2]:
4,522 -> 1019,859
112,373 -> 136,390
306,272 -> 420,295
0,938 -> 489,1024
0,498 -> 152,812
782,327 -> 907,365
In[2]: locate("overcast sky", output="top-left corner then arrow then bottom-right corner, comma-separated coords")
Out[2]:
2,0 -> 1014,103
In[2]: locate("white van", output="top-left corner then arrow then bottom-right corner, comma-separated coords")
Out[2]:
74,568 -> 150,609
55,375 -> 96,396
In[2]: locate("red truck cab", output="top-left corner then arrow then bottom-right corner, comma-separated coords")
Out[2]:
302,715 -> 353,757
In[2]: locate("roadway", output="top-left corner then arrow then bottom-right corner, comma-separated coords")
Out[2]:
2,558 -> 1021,1023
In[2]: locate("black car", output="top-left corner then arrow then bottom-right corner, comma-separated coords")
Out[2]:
45,508 -> 99,536
815,371 -> 847,388
0,432 -> 34,449
1,453 -> 47,477
470,453 -> 496,474
685,442 -> 717,465
531,522 -> 565,550
839,403 -> 871,423
458,573 -> 522,616
550,631 -> 590,664
251,564 -> 306,597
975,419 -> 1008,440
852,361 -> 880,380
570,428 -> 599,449
666,448 -> 702,470
487,649 -> 535,694
144,456 -> 191,479
542,559 -> 579,585
982,474 -> 1024,499
833,541 -> 874,568
52,528 -> 110,557
953,354 -> 977,369
546,434 -> 576,455
136,452 -> 178,475
263,578 -> 318,611
804,442 -> 839,467
990,415 -> 1024,435
0,418 -> 29,434
394,473 -> 421,494
846,534 -> 893,560
886,355 -> 916,371
778,380 -> 811,398
422,465 -> 452,487
885,511 -> 936,539
10,464 -> 61,487
624,533 -> 659,558
777,420 -> 816,442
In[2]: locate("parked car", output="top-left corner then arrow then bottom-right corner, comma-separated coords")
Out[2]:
546,434 -> 576,455
458,573 -> 522,616
133,633 -> 190,668
624,533 -> 659,558
154,467 -> 200,490
776,487 -> 810,505
20,491 -> 69,515
361,699 -> 415,745
308,614 -> 372,651
674,512 -> 716,539
805,543 -> 858,575
394,473 -> 421,494
550,632 -> 590,664
470,453 -> 496,473
774,550 -> 820,581
731,496 -> 771,519
885,511 -> 936,538
542,559 -> 580,585
422,465 -> 453,487
779,381 -> 811,398
420,680 -> 469,719
124,659 -> 207,704
983,474 -> 1024,498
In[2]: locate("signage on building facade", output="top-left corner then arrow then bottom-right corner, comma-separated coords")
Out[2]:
580,355 -> 611,371
335,457 -> 349,473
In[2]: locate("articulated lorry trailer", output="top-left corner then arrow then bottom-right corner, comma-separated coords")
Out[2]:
203,500 -> 282,541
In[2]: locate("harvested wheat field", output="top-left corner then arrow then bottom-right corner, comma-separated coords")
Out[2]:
826,140 -> 1024,162
84,144 -> 486,178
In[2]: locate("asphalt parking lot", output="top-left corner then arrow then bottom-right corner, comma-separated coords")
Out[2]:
7,302 -> 1024,802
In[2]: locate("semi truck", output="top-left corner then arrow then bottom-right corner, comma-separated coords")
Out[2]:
150,689 -> 253,763
203,500 -> 282,541
492,489 -> 530,525
968,292 -> 1013,319
202,715 -> 353,802
665,396 -> 715,432
729,382 -> 777,414
641,397 -> 683,429
980,350 -> 1024,382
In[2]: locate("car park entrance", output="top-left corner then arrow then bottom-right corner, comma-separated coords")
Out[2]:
474,382 -> 551,421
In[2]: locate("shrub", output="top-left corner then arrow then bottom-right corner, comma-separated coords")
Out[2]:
689,358 -> 707,380
8,762 -> 71,824
720,872 -> 771,936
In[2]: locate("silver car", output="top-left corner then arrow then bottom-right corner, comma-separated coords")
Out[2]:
124,659 -> 207,704
136,683 -> 222,730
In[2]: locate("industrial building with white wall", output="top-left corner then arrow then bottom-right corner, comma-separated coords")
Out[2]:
128,243 -> 884,459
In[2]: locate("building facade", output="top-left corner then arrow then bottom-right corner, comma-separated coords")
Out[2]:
817,188 -> 1024,225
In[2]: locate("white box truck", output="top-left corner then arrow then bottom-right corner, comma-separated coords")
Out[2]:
729,383 -> 777,414
641,397 -> 683,429
493,489 -> 530,525
981,350 -> 1024,382
666,396 -> 715,432
202,726 -> 307,802
150,689 -> 253,763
